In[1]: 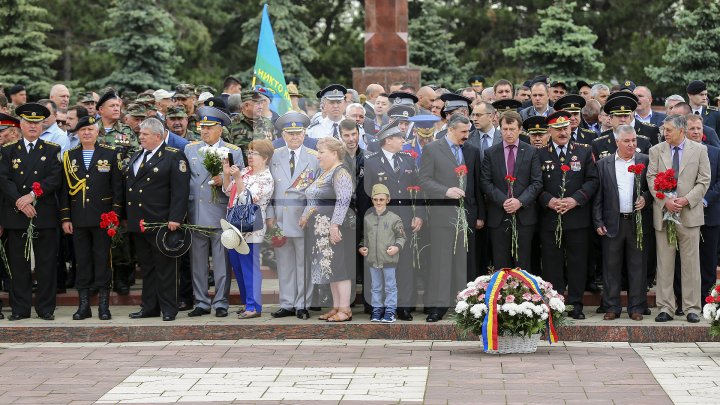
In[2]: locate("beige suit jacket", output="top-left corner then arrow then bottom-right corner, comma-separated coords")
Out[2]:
647,138 -> 711,230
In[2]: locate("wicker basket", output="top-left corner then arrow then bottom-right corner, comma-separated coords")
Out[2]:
484,333 -> 540,354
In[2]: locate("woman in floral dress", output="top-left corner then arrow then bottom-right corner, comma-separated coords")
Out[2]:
222,139 -> 274,318
299,138 -> 356,322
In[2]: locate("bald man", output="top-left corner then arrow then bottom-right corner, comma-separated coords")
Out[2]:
416,86 -> 436,113
364,83 -> 385,120
50,84 -> 71,112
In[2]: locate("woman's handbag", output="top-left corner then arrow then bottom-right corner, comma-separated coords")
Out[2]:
227,188 -> 264,232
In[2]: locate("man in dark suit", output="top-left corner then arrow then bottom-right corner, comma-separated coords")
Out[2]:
419,115 -> 483,322
634,86 -> 667,127
60,116 -> 123,321
537,111 -> 598,320
0,103 -> 63,321
687,80 -> 720,133
125,117 -> 190,321
669,104 -> 720,148
480,111 -> 542,272
592,95 -> 653,160
593,126 -> 651,321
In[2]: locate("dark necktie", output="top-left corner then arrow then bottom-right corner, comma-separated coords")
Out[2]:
452,145 -> 462,165
290,150 -> 296,177
28,142 -> 34,153
482,134 -> 490,151
695,110 -> 701,115
672,146 -> 680,178
506,144 -> 516,176
141,150 -> 151,167
392,153 -> 400,173
558,145 -> 566,162
332,123 -> 339,139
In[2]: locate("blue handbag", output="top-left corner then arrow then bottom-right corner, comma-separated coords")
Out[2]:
226,189 -> 264,232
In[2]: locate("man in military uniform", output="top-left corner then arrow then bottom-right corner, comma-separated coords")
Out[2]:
0,103 -> 63,320
403,115 -> 440,168
387,104 -> 416,141
123,103 -> 146,135
434,93 -> 473,139
227,91 -> 274,159
591,94 -> 653,160
537,111 -> 599,320
307,84 -> 348,140
687,80 -> 720,133
96,91 -> 141,294
60,115 -> 123,321
174,84 -> 198,131
468,75 -> 485,94
167,106 -> 199,141
553,94 -> 597,145
79,92 -> 98,117
126,117 -> 190,321
362,121 -> 425,321
523,116 -> 550,148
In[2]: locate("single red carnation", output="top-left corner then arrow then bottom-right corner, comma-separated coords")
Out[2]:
706,295 -> 715,304
107,228 -> 116,237
139,219 -> 146,233
32,182 -> 43,197
454,165 -> 468,176
560,164 -> 570,173
504,175 -> 516,182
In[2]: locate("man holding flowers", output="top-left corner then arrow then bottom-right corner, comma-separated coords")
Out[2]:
647,114 -> 710,323
536,111 -> 598,320
593,126 -> 650,321
184,106 -> 243,318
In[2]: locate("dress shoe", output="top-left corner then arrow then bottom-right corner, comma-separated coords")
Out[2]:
570,310 -> 585,320
178,301 -> 193,311
39,313 -> 55,321
187,307 -> 210,317
585,283 -> 602,294
426,313 -> 442,323
114,282 -> 129,296
8,314 -> 30,321
271,308 -> 296,318
643,308 -> 651,316
654,312 -> 674,322
0,312 -> 4,320
675,308 -> 685,316
215,308 -> 228,318
397,309 -> 413,321
309,307 -> 321,311
630,313 -> 644,321
596,306 -> 607,314
687,313 -> 700,323
603,312 -> 619,320
129,310 -> 160,319
162,314 -> 176,321
296,309 -> 310,320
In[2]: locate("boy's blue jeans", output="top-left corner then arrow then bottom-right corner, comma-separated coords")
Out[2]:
369,266 -> 397,309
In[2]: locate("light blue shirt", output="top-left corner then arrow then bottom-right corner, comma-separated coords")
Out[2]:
40,123 -> 68,150
671,138 -> 686,165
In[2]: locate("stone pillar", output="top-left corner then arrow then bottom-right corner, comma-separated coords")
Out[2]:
352,0 -> 421,93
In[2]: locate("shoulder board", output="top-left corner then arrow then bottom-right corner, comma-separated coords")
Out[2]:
306,148 -> 319,156
708,106 -> 719,112
44,141 -> 59,147
307,121 -> 320,130
3,140 -> 18,148
637,135 -> 649,140
189,141 -> 201,145
165,146 -> 179,152
639,121 -> 656,127
69,144 -> 82,152
226,143 -> 240,150
573,142 -> 589,148
579,128 -> 596,134
593,135 -> 609,142
365,151 -> 379,159
98,144 -> 115,150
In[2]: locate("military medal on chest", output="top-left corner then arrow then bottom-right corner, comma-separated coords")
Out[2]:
97,159 -> 111,173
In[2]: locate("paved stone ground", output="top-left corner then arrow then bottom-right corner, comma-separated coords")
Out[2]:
2,339 -> 716,404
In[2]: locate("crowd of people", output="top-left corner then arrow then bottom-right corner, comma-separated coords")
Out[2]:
0,74 -> 717,324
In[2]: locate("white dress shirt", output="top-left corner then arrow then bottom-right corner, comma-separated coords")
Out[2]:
133,143 -> 163,175
381,148 -> 396,170
614,153 -> 635,214
307,116 -> 344,139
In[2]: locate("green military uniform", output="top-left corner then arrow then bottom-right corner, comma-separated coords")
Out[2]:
225,91 -> 275,157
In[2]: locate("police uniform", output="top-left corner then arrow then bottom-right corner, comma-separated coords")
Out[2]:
307,84 -> 348,140
687,80 -> 720,132
362,122 -> 425,320
60,116 -> 123,320
0,103 -> 63,320
226,92 -> 274,158
434,93 -> 474,139
591,95 -> 653,160
553,94 -> 598,145
125,143 -> 190,320
536,112 -> 599,319
403,115 -> 440,168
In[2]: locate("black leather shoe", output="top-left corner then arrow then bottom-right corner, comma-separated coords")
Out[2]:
39,313 -> 54,321
585,283 -> 602,294
187,307 -> 210,317
162,314 -> 176,321
115,282 -> 129,296
675,308 -> 685,316
309,307 -> 321,311
655,312 -> 674,322
271,308 -> 296,318
0,312 -> 4,320
178,301 -> 193,311
596,306 -> 607,314
397,309 -> 413,321
687,313 -> 700,323
570,310 -> 585,320
296,309 -> 310,320
644,308 -> 652,316
426,312 -> 441,322
8,313 -> 30,321
215,308 -> 228,318
129,310 -> 160,319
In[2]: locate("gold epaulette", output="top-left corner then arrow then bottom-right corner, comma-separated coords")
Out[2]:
189,141 -> 201,145
593,135 -> 609,142
573,142 -> 589,148
3,140 -> 18,148
640,121 -> 656,127
638,134 -> 650,140
708,106 -> 719,112
165,146 -> 179,152
580,128 -> 596,134
99,144 -> 116,150
44,141 -> 59,147
306,148 -> 319,156
226,143 -> 240,150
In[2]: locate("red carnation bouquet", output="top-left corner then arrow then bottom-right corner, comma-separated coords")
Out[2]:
653,168 -> 679,249
453,165 -> 470,254
24,182 -> 43,261
505,175 -> 519,261
628,163 -> 646,250
555,165 -> 571,247
702,282 -> 720,336
264,225 -> 287,248
100,211 -> 122,247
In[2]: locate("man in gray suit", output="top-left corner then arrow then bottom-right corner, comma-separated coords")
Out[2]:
468,101 -> 502,161
185,106 -> 244,318
266,112 -> 320,320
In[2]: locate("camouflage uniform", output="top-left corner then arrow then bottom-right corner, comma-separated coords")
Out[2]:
226,112 -> 274,152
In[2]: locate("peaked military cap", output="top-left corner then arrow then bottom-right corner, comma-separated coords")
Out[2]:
0,112 -> 20,131
607,91 -> 638,103
15,103 -> 50,122
174,83 -> 195,97
388,91 -> 419,106
554,94 -> 586,112
492,99 -> 522,113
316,84 -> 347,100
620,80 -> 636,91
468,75 -> 485,87
546,111 -> 572,128
440,93 -> 472,112
196,106 -> 231,127
71,115 -> 98,132
275,111 -> 311,133
376,120 -> 404,142
79,92 -> 95,104
523,116 -> 548,134
204,97 -> 226,109
530,75 -> 550,86
408,114 -> 440,128
603,95 -> 637,115
387,105 -> 416,120
96,91 -> 121,109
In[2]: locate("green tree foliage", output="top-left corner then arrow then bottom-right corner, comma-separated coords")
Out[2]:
646,2 -> 720,95
0,0 -> 61,98
409,1 -> 476,89
89,0 -> 182,92
503,1 -> 604,83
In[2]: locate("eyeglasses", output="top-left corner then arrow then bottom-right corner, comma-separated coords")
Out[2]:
245,151 -> 261,156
